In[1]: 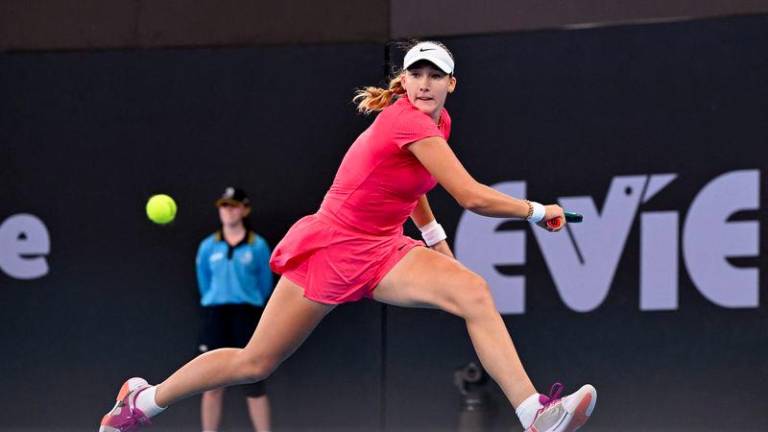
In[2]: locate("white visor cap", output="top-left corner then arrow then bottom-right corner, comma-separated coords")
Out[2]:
403,42 -> 454,74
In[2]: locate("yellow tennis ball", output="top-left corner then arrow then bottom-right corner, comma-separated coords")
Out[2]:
146,194 -> 177,224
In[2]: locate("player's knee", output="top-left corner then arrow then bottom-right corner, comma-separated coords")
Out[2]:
455,273 -> 494,318
236,353 -> 280,383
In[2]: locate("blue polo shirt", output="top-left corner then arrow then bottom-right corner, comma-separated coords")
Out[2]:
195,231 -> 274,307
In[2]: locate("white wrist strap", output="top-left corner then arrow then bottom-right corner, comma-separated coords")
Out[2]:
528,201 -> 546,223
419,220 -> 447,247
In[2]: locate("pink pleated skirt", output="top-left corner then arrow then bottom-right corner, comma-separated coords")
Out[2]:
270,211 -> 423,304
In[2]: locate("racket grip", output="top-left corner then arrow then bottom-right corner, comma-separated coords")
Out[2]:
564,211 -> 583,223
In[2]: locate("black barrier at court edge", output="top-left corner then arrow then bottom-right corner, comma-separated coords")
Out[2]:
1,14 -> 767,432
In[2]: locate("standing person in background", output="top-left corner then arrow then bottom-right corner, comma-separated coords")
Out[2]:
195,187 -> 274,432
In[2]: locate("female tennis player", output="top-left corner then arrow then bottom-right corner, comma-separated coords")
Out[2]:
100,41 -> 596,432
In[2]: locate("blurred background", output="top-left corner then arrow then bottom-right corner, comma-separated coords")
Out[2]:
1,1 -> 767,431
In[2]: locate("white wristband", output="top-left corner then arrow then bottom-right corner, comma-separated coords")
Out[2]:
419,220 -> 447,247
528,201 -> 546,223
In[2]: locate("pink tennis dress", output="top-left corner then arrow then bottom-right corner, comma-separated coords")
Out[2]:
270,97 -> 452,304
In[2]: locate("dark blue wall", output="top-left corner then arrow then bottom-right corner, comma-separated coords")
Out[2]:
1,14 -> 766,431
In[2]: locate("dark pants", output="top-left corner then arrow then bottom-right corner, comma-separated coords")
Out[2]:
198,304 -> 266,397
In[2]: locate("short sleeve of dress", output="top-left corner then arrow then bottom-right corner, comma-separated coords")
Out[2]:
391,105 -> 445,149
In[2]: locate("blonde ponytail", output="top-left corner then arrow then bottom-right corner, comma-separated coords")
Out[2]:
353,72 -> 406,115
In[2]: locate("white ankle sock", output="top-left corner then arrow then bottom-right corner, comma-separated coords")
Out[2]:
135,386 -> 167,418
515,392 -> 542,428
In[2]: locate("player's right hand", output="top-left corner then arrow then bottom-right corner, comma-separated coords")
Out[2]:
537,204 -> 565,232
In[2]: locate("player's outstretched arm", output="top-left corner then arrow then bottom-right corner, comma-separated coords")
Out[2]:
408,136 -> 564,227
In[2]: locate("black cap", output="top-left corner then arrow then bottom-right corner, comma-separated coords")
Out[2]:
215,187 -> 250,206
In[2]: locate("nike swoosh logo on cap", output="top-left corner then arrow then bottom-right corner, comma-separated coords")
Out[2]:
419,48 -> 436,52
